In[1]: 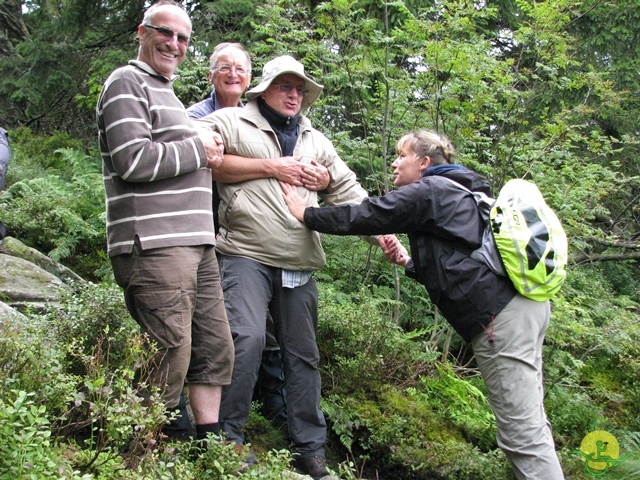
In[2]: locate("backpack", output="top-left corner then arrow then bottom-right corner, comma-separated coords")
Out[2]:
443,177 -> 568,302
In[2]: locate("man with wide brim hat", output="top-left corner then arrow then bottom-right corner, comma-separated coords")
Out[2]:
187,46 -> 299,445
244,55 -> 323,109
195,55 -> 396,479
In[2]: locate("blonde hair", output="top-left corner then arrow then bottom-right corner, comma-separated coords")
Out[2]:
396,130 -> 456,165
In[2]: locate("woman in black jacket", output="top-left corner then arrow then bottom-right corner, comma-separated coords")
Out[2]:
280,130 -> 564,480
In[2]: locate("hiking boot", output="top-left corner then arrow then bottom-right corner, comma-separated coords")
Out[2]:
162,392 -> 192,441
292,455 -> 330,479
238,451 -> 258,473
161,423 -> 191,442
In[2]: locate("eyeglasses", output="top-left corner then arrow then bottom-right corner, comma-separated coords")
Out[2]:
271,83 -> 310,97
143,24 -> 190,46
214,64 -> 249,75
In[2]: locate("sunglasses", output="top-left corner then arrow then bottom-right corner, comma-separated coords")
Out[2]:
143,24 -> 190,46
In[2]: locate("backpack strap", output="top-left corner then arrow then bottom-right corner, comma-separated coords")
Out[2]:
436,176 -> 506,277
436,176 -> 493,226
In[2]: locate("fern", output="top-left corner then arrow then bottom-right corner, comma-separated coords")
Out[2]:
615,430 -> 640,453
0,148 -> 107,280
321,395 -> 367,452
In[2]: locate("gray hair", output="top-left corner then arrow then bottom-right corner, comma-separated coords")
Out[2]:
396,130 -> 456,165
142,0 -> 188,26
209,42 -> 251,71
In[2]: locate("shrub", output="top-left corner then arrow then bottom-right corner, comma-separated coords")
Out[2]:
0,314 -> 79,422
42,282 -> 137,377
190,438 -> 294,480
323,387 -> 510,480
417,365 -> 496,451
317,282 -> 437,396
317,285 -> 512,479
0,138 -> 108,281
1,127 -> 84,188
0,390 -> 61,479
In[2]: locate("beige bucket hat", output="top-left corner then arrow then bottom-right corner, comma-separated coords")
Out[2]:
245,55 -> 323,109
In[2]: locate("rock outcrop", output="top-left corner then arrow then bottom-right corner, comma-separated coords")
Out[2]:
0,236 -> 85,316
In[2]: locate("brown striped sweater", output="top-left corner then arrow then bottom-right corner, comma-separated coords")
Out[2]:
97,60 -> 215,257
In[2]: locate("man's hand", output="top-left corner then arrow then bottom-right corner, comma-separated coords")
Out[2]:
301,160 -> 330,191
212,155 -> 330,186
378,235 -> 411,267
279,181 -> 308,222
199,130 -> 224,168
270,156 -> 305,185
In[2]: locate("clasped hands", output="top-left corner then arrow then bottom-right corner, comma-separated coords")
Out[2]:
378,235 -> 411,267
199,130 -> 225,168
275,156 -> 330,191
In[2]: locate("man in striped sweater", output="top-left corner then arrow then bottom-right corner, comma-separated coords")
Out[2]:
96,0 -> 234,443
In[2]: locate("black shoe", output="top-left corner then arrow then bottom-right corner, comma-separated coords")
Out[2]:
162,391 -> 192,441
292,455 -> 329,479
162,421 -> 192,441
238,452 -> 258,473
161,421 -> 191,441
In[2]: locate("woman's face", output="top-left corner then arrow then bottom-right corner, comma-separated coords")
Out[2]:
391,142 -> 429,187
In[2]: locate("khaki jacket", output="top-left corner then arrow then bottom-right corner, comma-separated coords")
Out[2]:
196,101 -> 371,271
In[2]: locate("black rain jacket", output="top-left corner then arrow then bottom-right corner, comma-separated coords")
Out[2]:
304,165 -> 517,342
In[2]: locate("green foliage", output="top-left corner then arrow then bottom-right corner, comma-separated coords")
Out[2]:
315,235 -> 390,294
322,395 -> 367,453
1,127 -> 83,186
0,314 -> 79,423
317,282 -> 438,396
0,280 -> 178,479
319,235 -> 434,330
316,283 -> 512,478
416,366 -> 496,451
191,0 -> 257,46
190,437 -> 249,479
1,0 -> 145,140
0,130 -> 108,280
322,386 -> 511,479
546,384 -> 605,449
67,362 -> 168,476
42,282 -> 137,377
546,266 -> 640,429
191,438 -> 294,479
0,390 -> 60,479
173,56 -> 214,110
242,401 -> 289,452
603,260 -> 640,299
77,49 -> 137,115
